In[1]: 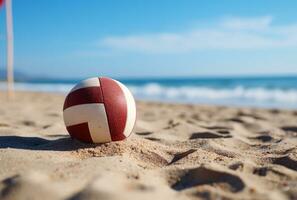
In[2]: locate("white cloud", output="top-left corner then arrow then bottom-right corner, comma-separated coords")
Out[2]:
220,16 -> 273,30
98,16 -> 297,54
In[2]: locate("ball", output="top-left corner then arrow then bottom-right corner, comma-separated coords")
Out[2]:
63,77 -> 136,143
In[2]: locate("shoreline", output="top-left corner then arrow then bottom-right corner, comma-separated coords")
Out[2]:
1,79 -> 297,109
1,90 -> 297,111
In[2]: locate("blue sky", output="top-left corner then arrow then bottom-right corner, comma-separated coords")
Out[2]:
1,0 -> 297,78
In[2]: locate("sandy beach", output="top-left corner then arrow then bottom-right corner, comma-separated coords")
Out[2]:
0,91 -> 296,200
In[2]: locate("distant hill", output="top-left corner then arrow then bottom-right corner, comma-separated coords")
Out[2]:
0,68 -> 80,83
0,69 -> 7,80
0,68 -> 31,81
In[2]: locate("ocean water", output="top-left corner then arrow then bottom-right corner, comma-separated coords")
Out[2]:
1,76 -> 297,109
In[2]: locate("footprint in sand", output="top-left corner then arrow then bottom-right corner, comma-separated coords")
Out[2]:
170,166 -> 245,193
189,132 -> 232,139
271,156 -> 297,171
0,172 -> 61,200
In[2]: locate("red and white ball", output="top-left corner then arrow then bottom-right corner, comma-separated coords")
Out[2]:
63,77 -> 136,143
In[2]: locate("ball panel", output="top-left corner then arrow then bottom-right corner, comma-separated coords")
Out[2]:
99,77 -> 127,141
63,103 -> 108,127
88,113 -> 112,143
70,77 -> 100,93
115,80 -> 136,137
66,122 -> 93,143
63,87 -> 104,111
64,103 -> 112,143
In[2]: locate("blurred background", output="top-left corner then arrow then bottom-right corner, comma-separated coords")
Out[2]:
0,0 -> 297,108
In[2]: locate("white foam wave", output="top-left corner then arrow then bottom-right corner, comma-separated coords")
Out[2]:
1,82 -> 296,108
129,83 -> 297,106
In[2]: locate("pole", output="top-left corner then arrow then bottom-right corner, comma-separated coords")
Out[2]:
5,0 -> 14,99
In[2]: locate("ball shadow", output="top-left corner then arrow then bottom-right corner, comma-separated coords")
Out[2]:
0,135 -> 97,151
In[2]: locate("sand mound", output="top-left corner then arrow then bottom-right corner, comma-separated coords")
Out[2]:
0,172 -> 62,200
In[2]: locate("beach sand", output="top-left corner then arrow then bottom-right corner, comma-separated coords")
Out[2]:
0,91 -> 296,200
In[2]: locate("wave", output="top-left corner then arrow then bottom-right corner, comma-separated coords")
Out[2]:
1,82 -> 297,108
129,83 -> 297,108
129,83 -> 297,101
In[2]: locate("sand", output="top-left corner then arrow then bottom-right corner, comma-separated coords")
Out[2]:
0,91 -> 296,200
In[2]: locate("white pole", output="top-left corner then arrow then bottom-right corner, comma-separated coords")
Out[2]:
5,0 -> 14,99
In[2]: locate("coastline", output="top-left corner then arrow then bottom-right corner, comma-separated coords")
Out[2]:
0,91 -> 296,200
1,75 -> 297,109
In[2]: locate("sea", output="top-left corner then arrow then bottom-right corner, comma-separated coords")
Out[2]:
1,76 -> 297,109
